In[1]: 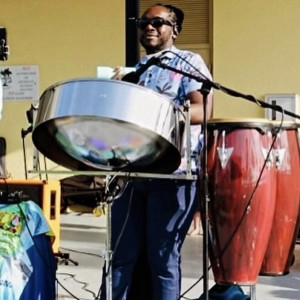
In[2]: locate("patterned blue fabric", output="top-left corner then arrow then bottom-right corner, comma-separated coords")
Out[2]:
20,234 -> 56,300
0,201 -> 55,300
137,46 -> 212,173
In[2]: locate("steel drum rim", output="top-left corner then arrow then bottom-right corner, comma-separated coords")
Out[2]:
207,118 -> 273,134
208,117 -> 300,127
32,78 -> 185,173
38,77 -> 176,105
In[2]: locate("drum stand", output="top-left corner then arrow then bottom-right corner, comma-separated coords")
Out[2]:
102,174 -> 120,300
199,82 -> 258,300
104,192 -> 113,300
100,100 -> 195,300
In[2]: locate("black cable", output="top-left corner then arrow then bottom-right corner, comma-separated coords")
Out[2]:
56,277 -> 81,300
166,50 -> 212,83
57,272 -> 98,299
59,246 -> 103,258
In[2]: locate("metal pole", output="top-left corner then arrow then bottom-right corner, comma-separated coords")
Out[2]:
250,284 -> 256,300
105,201 -> 113,300
200,83 -> 211,300
104,174 -> 113,300
184,100 -> 192,177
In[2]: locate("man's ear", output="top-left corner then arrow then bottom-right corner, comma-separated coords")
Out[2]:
173,25 -> 179,39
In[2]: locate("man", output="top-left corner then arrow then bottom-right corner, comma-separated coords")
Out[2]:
100,4 -> 213,300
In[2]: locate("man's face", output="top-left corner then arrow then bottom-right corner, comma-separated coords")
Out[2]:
138,6 -> 175,54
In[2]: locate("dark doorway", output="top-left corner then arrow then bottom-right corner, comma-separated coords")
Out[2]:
126,0 -> 140,67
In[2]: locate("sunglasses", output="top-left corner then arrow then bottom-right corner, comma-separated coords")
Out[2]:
136,17 -> 174,30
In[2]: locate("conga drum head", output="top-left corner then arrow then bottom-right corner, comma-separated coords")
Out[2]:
207,118 -> 273,132
32,79 -> 185,173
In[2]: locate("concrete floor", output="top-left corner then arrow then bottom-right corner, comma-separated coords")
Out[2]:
56,204 -> 300,300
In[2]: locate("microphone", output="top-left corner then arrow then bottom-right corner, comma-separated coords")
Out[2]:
122,51 -> 168,84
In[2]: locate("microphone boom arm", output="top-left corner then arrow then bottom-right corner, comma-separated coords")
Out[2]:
156,61 -> 300,121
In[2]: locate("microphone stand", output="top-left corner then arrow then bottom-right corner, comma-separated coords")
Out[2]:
156,61 -> 300,121
155,60 -> 300,300
199,81 -> 211,300
155,61 -> 214,299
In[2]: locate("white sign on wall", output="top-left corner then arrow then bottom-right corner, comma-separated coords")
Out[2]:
264,94 -> 299,121
0,65 -> 39,101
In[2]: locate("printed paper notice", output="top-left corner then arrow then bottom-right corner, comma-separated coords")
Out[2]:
0,65 -> 39,101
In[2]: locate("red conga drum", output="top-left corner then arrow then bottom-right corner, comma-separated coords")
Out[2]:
204,118 -> 276,285
260,121 -> 300,275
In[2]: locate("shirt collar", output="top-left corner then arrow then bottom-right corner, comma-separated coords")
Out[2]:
139,45 -> 177,66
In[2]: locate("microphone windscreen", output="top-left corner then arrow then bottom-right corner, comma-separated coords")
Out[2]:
122,71 -> 139,84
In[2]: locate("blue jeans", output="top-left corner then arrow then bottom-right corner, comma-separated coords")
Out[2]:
101,178 -> 198,300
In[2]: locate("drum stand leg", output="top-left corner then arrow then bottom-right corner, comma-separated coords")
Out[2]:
104,200 -> 113,300
249,284 -> 256,300
200,84 -> 212,300
102,174 -> 126,300
184,88 -> 210,300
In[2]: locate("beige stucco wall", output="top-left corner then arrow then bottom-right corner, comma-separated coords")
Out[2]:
213,0 -> 300,119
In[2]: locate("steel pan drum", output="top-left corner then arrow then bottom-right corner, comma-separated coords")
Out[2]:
32,79 -> 185,173
260,121 -> 300,275
204,118 -> 276,285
